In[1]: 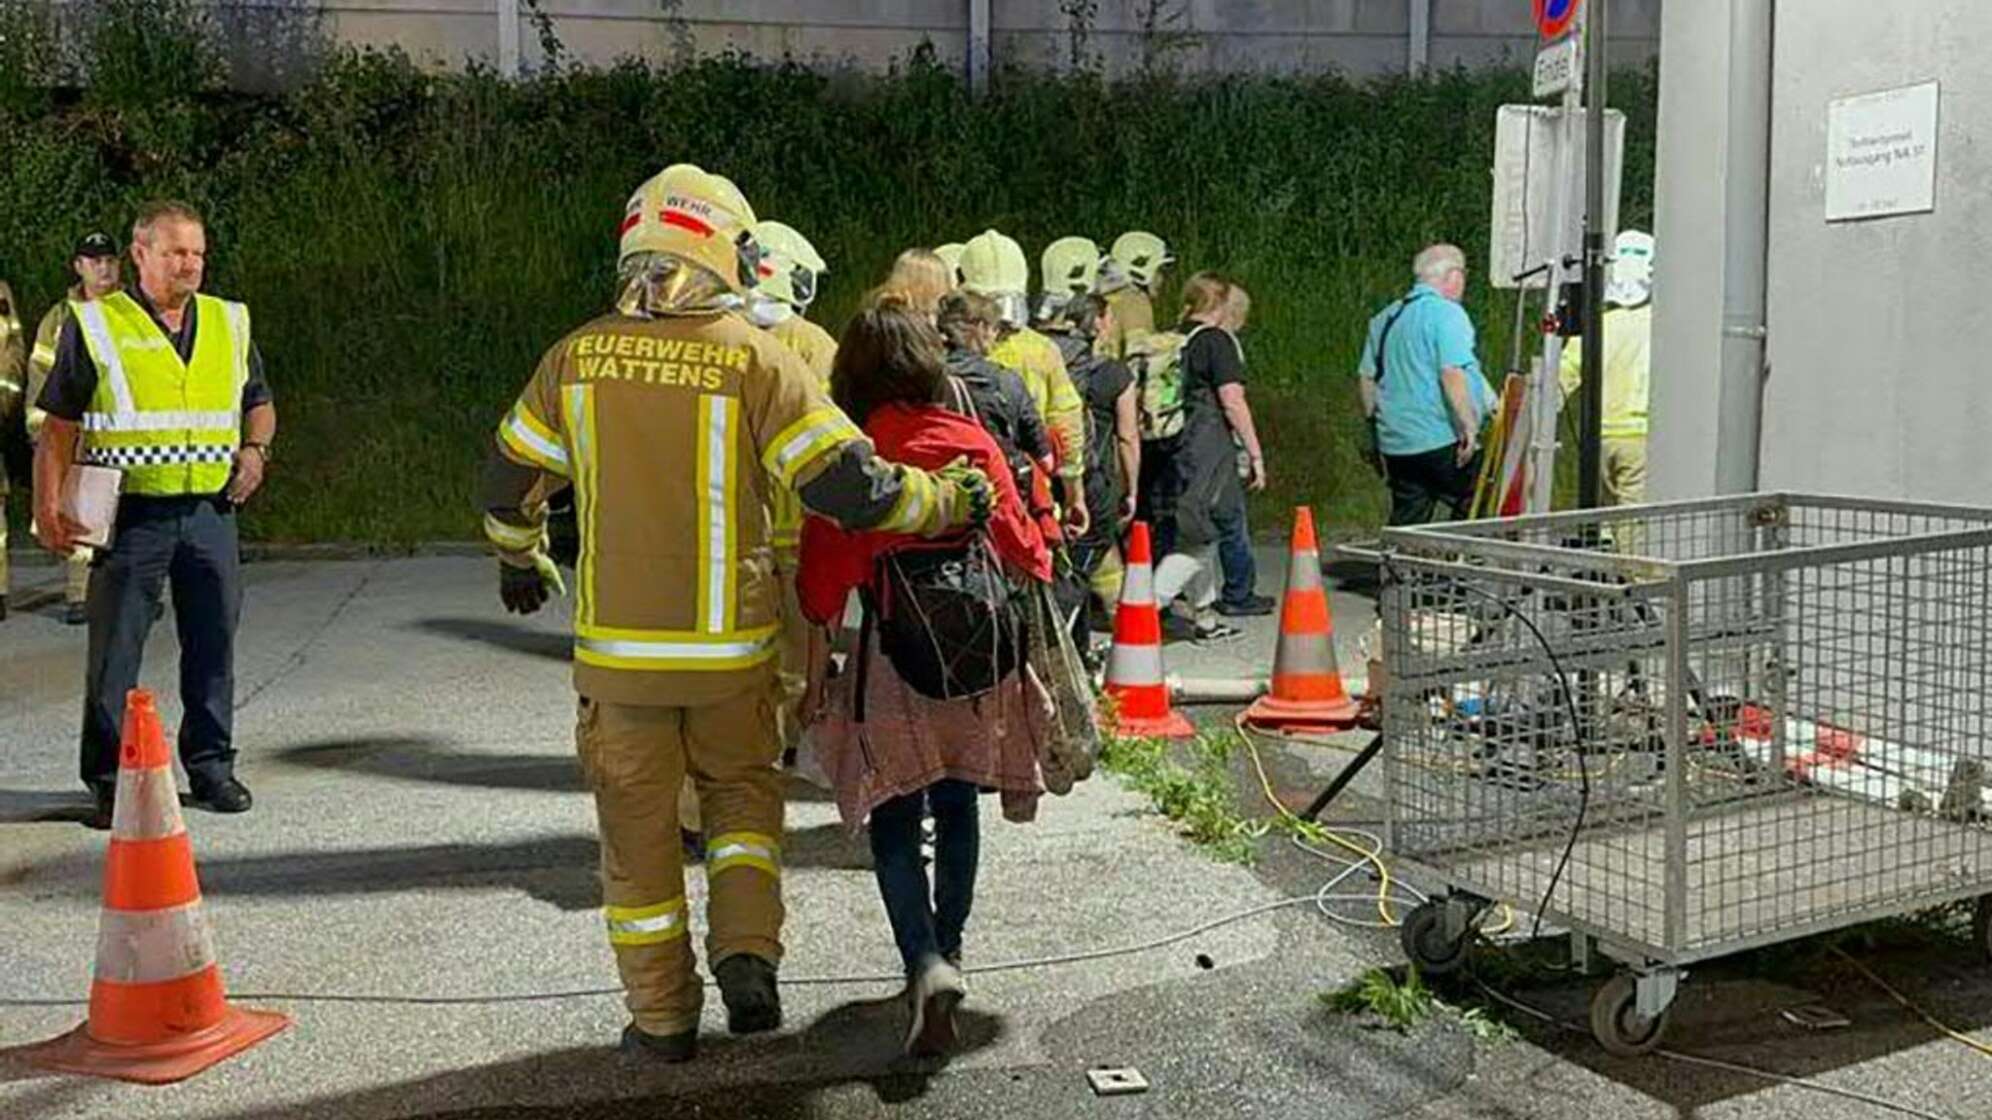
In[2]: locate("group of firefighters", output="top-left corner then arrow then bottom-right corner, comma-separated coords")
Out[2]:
475,164 -> 1207,1060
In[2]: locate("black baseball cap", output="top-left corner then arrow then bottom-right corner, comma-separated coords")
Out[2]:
73,232 -> 118,259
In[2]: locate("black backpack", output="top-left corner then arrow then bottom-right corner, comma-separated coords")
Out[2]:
855,379 -> 1028,705
862,537 -> 1025,703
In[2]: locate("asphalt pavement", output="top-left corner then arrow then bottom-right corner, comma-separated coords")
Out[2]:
1,545 -> 1989,1120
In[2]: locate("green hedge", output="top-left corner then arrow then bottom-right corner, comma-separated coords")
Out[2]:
0,7 -> 1656,544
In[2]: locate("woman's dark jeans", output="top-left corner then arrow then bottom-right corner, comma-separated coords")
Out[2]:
868,779 -> 979,976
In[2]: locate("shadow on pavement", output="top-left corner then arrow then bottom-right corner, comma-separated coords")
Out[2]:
406,617 -> 572,662
1483,942 -> 1992,1116
275,737 -> 587,794
0,790 -> 93,825
16,819 -> 874,909
273,736 -> 838,808
1322,556 -> 1379,598
191,1001 -> 1005,1120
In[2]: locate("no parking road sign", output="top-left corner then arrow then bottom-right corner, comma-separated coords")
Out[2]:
1531,0 -> 1583,97
1534,0 -> 1580,41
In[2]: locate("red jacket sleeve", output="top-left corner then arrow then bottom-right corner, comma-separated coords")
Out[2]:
797,515 -> 872,625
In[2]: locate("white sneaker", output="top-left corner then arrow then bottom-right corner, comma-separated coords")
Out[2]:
903,957 -> 966,1058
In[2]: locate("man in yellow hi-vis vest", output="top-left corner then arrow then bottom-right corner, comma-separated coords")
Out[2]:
34,201 -> 277,831
480,165 -> 989,1063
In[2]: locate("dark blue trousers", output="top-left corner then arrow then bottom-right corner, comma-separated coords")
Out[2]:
868,780 -> 980,976
82,496 -> 240,790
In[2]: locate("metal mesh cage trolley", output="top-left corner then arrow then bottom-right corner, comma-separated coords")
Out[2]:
1346,494 -> 1992,1055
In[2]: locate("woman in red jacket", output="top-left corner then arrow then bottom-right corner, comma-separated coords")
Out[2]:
797,299 -> 1054,1058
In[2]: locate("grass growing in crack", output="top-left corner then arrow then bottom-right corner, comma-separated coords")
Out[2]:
1324,966 -> 1520,1043
1100,731 -> 1265,865
1325,967 -> 1436,1031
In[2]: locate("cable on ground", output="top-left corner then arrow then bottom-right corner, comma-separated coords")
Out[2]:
1831,946 -> 1992,1062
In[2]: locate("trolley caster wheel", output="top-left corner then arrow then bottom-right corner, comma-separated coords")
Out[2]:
1400,900 -> 1471,977
1589,973 -> 1671,1057
1974,896 -> 1992,964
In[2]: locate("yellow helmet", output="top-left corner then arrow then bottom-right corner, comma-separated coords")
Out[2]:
1041,236 -> 1102,298
933,242 -> 967,287
751,220 -> 827,310
1110,230 -> 1174,289
619,164 -> 761,292
958,229 -> 1030,297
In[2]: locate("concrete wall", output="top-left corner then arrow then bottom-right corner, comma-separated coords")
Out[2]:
1645,0 -> 1737,502
1755,2 -> 1991,503
1651,0 -> 1990,505
317,0 -> 1661,77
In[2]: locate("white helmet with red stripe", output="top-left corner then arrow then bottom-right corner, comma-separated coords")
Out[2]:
619,164 -> 762,293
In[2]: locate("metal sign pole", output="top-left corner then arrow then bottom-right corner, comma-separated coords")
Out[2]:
1579,0 -> 1609,509
1527,8 -> 1584,514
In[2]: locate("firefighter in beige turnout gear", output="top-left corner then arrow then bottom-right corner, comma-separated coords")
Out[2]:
480,165 -> 990,1062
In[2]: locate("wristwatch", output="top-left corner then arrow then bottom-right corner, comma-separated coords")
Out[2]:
241,440 -> 272,463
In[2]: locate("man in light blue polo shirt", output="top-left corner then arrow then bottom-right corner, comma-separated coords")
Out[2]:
1356,243 -> 1496,525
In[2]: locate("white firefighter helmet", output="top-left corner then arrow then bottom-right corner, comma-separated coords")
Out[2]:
933,242 -> 967,287
1606,229 -> 1655,307
1041,236 -> 1102,299
1109,230 -> 1173,290
751,220 -> 827,311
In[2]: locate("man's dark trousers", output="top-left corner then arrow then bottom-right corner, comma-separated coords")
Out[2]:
82,496 -> 240,791
1383,446 -> 1482,527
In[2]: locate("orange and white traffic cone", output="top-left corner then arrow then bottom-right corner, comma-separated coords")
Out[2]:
1243,508 -> 1360,733
1104,522 -> 1195,740
25,690 -> 288,1084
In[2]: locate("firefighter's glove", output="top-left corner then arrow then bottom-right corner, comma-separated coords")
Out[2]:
498,551 -> 566,615
935,460 -> 994,530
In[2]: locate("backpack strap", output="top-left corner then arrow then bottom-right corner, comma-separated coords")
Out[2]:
1372,295 -> 1427,393
853,593 -> 875,726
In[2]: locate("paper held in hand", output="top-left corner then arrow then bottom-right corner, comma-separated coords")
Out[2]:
59,464 -> 122,548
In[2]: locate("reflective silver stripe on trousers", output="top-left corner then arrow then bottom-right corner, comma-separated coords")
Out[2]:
708,840 -> 775,865
73,301 -> 135,414
95,903 -> 217,984
608,907 -> 685,938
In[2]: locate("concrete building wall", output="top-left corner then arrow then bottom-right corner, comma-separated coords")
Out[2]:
314,0 -> 1661,78
1756,2 -> 1991,503
1651,0 -> 1990,505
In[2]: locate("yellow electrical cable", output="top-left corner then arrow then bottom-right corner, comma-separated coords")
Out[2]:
1831,946 -> 1992,1061
1233,715 -> 1515,935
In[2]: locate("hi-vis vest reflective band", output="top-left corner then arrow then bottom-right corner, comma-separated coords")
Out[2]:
73,292 -> 248,497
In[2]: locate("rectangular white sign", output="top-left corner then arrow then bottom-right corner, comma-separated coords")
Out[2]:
1533,35 -> 1580,99
1489,105 -> 1626,289
1825,80 -> 1939,222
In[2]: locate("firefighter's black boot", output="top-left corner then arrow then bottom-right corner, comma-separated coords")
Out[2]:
714,953 -> 781,1034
